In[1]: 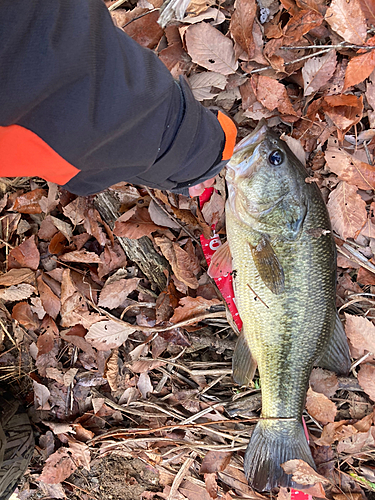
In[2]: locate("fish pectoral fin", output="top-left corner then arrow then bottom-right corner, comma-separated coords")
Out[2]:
207,241 -> 233,278
250,236 -> 285,295
315,312 -> 351,375
232,332 -> 257,386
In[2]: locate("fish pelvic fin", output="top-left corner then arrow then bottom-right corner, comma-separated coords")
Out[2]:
232,332 -> 257,386
315,312 -> 351,376
244,418 -> 315,492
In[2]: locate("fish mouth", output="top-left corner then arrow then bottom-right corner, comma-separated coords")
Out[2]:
233,118 -> 268,154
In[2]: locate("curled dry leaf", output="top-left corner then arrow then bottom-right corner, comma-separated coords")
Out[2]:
230,0 -> 257,58
305,387 -> 337,425
33,380 -> 51,410
8,235 -> 40,271
302,50 -> 337,96
325,0 -> 367,45
322,94 -> 363,139
13,188 -> 47,214
327,181 -> 367,240
281,459 -> 328,497
0,268 -> 35,286
155,236 -> 199,289
37,275 -> 60,319
170,296 -> 222,323
85,320 -> 137,350
12,301 -> 39,330
315,420 -> 357,446
137,371 -> 153,398
60,249 -> 101,264
252,75 -> 299,120
114,206 -> 161,239
344,313 -> 375,358
185,23 -> 238,75
325,138 -> 375,190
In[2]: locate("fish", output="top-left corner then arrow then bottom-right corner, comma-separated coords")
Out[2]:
209,120 -> 351,491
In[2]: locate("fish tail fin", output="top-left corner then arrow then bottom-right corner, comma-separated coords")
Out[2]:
244,418 -> 315,492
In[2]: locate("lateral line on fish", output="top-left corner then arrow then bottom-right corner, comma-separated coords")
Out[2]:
260,417 -> 298,421
246,283 -> 269,309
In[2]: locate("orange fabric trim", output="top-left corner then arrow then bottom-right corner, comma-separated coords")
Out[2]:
0,125 -> 80,185
217,111 -> 237,161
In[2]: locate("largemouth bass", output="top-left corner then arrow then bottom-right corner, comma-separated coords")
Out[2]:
213,120 -> 351,491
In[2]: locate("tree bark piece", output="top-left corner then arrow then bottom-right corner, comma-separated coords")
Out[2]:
94,191 -> 168,291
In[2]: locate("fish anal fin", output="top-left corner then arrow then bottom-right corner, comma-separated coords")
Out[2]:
207,241 -> 232,279
232,332 -> 257,386
250,237 -> 285,295
315,312 -> 351,376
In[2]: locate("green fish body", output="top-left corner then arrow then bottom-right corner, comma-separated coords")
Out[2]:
224,121 -> 351,491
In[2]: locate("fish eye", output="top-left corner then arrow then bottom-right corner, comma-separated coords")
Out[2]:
268,150 -> 284,166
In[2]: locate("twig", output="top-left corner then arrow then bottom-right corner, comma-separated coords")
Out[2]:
122,9 -> 159,28
281,44 -> 375,50
108,0 -> 127,10
168,451 -> 197,500
249,48 -> 333,74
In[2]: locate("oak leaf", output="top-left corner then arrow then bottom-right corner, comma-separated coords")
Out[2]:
327,181 -> 367,240
185,23 -> 238,75
325,0 -> 367,45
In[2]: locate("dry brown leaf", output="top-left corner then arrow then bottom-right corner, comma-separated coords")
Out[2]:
85,320 -> 137,350
327,181 -> 367,240
325,0 -> 367,44
60,269 -> 102,329
359,0 -> 375,25
129,359 -> 166,373
325,138 -> 375,190
98,243 -> 127,280
200,451 -> 233,474
98,277 -> 140,309
37,275 -> 60,320
302,50 -> 337,96
188,72 -> 227,101
38,448 -> 77,484
114,206 -> 161,239
0,283 -> 35,302
336,425 -> 375,453
309,368 -> 339,398
137,371 -> 153,398
8,235 -> 40,271
230,0 -> 257,58
13,188 -> 47,214
0,268 -> 35,286
170,296 -> 221,323
315,420 -> 356,446
67,437 -> 91,470
12,301 -> 40,330
253,75 -> 299,119
187,0 -> 216,15
148,199 -> 181,229
204,472 -> 218,499
305,387 -> 337,424
281,460 -> 328,497
344,313 -> 375,358
155,236 -> 199,289
33,380 -> 51,410
344,40 -> 375,90
322,95 -> 363,139
60,249 -> 101,264
123,10 -> 163,49
358,363 -> 375,400
185,23 -> 238,75
201,190 -> 225,227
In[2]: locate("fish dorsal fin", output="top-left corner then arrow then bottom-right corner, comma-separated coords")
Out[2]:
315,312 -> 351,375
249,236 -> 285,295
207,241 -> 232,278
232,331 -> 258,387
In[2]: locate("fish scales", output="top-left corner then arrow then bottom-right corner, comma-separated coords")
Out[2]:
223,121 -> 350,491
